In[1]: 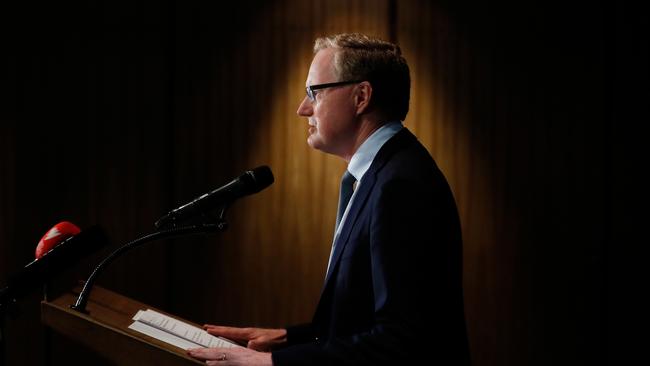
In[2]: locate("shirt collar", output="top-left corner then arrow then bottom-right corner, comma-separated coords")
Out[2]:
347,121 -> 403,182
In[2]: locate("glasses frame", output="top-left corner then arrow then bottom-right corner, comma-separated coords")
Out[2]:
306,80 -> 363,102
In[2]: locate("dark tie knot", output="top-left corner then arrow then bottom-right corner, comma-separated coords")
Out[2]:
341,170 -> 356,188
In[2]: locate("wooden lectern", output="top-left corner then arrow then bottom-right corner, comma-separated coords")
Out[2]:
41,286 -> 203,365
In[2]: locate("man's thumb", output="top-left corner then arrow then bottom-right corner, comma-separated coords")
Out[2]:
247,340 -> 266,351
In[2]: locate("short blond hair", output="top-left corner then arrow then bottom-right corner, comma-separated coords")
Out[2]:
314,33 -> 410,121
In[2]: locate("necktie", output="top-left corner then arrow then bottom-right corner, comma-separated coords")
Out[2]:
326,170 -> 357,278
335,170 -> 357,233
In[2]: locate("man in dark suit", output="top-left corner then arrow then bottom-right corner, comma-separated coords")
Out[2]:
188,33 -> 470,365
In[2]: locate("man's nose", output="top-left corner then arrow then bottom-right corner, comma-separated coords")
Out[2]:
297,96 -> 313,116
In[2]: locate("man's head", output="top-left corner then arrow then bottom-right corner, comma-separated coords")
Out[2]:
297,33 -> 411,160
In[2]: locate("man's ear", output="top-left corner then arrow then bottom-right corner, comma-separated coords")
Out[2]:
354,81 -> 372,115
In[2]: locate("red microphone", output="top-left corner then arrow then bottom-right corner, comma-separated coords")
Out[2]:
1,224 -> 107,304
35,221 -> 81,259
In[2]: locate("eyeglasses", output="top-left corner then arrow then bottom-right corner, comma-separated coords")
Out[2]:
305,80 -> 363,102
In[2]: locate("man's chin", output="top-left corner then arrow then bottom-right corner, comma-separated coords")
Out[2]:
307,135 -> 322,150
308,135 -> 342,156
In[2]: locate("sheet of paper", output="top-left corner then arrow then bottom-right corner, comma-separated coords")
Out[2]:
129,309 -> 239,349
128,321 -> 201,350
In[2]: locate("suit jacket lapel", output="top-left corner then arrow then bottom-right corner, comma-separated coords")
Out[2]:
322,128 -> 416,288
323,171 -> 376,286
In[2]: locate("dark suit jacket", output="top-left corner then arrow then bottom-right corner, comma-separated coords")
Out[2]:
272,128 -> 470,365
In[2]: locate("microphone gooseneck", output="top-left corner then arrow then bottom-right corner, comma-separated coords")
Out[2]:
72,165 -> 274,313
71,223 -> 224,313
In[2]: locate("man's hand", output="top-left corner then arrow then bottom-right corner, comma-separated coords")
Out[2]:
187,346 -> 272,366
204,325 -> 287,352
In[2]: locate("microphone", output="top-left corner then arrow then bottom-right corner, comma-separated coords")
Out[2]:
0,224 -> 108,304
155,165 -> 274,228
35,221 -> 81,259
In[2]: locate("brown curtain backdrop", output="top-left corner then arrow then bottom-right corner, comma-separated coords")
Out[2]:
1,0 -> 611,365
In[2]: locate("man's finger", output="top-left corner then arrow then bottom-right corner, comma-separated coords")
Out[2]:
186,347 -> 226,361
204,325 -> 251,340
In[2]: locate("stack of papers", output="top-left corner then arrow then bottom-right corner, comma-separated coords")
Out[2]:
128,309 -> 240,350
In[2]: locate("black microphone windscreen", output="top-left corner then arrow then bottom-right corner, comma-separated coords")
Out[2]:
248,166 -> 274,193
154,166 -> 274,229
